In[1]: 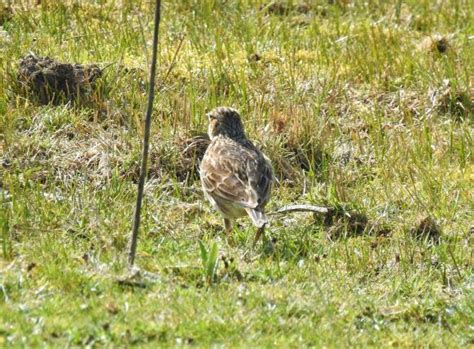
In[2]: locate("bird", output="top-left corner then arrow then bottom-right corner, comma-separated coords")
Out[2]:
200,107 -> 273,246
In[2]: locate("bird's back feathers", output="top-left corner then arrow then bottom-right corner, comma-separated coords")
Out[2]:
200,135 -> 273,221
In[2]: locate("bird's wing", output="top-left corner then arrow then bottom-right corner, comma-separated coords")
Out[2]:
246,153 -> 273,208
200,139 -> 272,209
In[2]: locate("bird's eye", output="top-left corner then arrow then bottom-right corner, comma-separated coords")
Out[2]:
207,113 -> 216,120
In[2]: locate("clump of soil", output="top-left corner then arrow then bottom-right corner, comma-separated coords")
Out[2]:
247,51 -> 283,66
410,216 -> 441,244
263,2 -> 289,15
430,80 -> 473,121
323,207 -> 369,239
175,133 -> 210,181
438,89 -> 473,121
434,37 -> 449,53
262,2 -> 313,16
17,54 -> 102,105
309,205 -> 391,240
248,53 -> 262,63
418,34 -> 453,54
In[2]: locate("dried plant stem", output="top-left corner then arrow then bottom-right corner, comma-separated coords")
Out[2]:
271,204 -> 330,215
128,0 -> 162,267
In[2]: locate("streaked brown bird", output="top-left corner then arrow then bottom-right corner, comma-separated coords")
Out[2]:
200,107 -> 273,246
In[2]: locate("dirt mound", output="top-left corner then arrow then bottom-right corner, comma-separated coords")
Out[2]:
119,133 -> 211,184
175,133 -> 210,181
324,208 -> 369,239
418,34 -> 453,54
262,2 -> 313,16
410,216 -> 441,244
17,54 -> 102,105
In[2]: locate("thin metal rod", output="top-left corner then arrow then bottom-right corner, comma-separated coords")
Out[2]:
129,0 -> 161,266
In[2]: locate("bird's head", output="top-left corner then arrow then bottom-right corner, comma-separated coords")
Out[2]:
206,107 -> 246,140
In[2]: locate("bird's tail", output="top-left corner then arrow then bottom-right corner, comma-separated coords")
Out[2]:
245,208 -> 268,228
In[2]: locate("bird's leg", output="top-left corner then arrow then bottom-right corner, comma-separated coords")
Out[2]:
224,218 -> 233,237
224,218 -> 237,246
252,224 -> 266,248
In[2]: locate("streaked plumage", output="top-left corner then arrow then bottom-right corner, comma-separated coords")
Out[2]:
200,107 -> 273,245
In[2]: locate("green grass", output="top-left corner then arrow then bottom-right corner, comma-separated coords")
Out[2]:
1,0 -> 473,346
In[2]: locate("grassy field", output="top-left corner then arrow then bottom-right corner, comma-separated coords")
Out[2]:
1,0 -> 473,346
